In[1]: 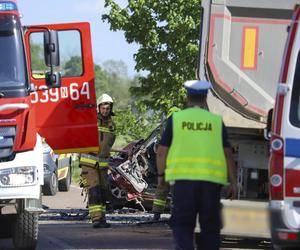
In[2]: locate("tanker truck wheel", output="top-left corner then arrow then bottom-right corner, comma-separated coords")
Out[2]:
0,214 -> 13,238
272,244 -> 294,250
12,210 -> 38,250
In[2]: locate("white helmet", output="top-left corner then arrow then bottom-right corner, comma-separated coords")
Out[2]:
97,93 -> 113,106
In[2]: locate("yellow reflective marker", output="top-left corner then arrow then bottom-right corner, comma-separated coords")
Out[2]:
242,27 -> 258,69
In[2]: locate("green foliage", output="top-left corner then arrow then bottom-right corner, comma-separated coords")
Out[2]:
93,59 -> 135,109
102,60 -> 132,108
95,63 -> 109,95
71,159 -> 81,185
62,56 -> 132,110
30,43 -> 47,72
64,56 -> 83,76
114,103 -> 161,143
102,0 -> 201,113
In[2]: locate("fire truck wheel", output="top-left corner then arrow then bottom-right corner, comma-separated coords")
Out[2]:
12,210 -> 38,250
58,159 -> 72,192
42,172 -> 58,196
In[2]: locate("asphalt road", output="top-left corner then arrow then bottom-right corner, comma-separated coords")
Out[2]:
0,186 -> 272,249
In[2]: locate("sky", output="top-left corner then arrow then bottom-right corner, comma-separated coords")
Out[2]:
18,0 -> 138,77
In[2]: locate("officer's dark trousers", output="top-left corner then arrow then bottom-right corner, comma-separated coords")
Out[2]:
170,180 -> 222,250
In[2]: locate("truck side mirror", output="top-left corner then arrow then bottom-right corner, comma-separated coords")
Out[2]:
43,30 -> 59,67
45,71 -> 61,88
44,30 -> 61,88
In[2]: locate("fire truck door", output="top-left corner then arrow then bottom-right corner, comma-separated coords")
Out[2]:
24,22 -> 98,153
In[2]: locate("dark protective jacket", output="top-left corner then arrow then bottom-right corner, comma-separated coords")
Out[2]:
98,114 -> 116,159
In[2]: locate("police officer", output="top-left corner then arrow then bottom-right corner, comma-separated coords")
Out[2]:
79,93 -> 116,228
152,106 -> 181,221
156,80 -> 237,250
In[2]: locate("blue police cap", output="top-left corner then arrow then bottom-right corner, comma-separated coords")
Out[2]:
183,80 -> 212,95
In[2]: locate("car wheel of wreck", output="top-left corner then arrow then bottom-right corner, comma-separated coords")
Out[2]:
109,181 -> 128,209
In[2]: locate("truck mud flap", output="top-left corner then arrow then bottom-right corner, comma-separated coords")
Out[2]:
0,214 -> 14,238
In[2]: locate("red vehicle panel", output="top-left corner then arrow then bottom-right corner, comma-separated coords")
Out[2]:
24,23 -> 98,153
0,96 -> 36,152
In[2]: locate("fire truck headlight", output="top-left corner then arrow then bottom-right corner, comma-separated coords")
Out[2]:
0,166 -> 37,187
0,175 -> 9,185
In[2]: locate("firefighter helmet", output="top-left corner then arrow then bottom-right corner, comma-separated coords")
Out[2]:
97,93 -> 113,106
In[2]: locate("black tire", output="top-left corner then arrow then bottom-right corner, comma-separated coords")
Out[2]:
0,214 -> 13,238
42,172 -> 58,196
108,180 -> 128,209
12,210 -> 38,250
58,163 -> 71,192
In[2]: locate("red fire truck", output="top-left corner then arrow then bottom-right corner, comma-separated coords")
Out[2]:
0,0 -> 98,249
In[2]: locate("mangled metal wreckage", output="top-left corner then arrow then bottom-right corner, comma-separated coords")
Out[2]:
81,124 -> 170,212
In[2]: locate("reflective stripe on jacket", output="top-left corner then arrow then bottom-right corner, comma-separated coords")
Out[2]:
98,158 -> 109,168
79,153 -> 98,167
98,126 -> 116,134
166,108 -> 227,185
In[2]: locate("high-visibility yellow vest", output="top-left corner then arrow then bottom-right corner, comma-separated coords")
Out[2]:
166,108 -> 228,185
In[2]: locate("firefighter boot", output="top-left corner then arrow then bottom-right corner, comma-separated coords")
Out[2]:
93,219 -> 111,228
153,212 -> 161,221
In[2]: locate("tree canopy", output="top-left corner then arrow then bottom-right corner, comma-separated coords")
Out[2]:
64,56 -> 83,76
102,0 -> 201,113
29,43 -> 48,74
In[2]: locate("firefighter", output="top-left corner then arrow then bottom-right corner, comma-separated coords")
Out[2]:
156,80 -> 237,250
151,106 -> 181,221
79,93 -> 116,228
